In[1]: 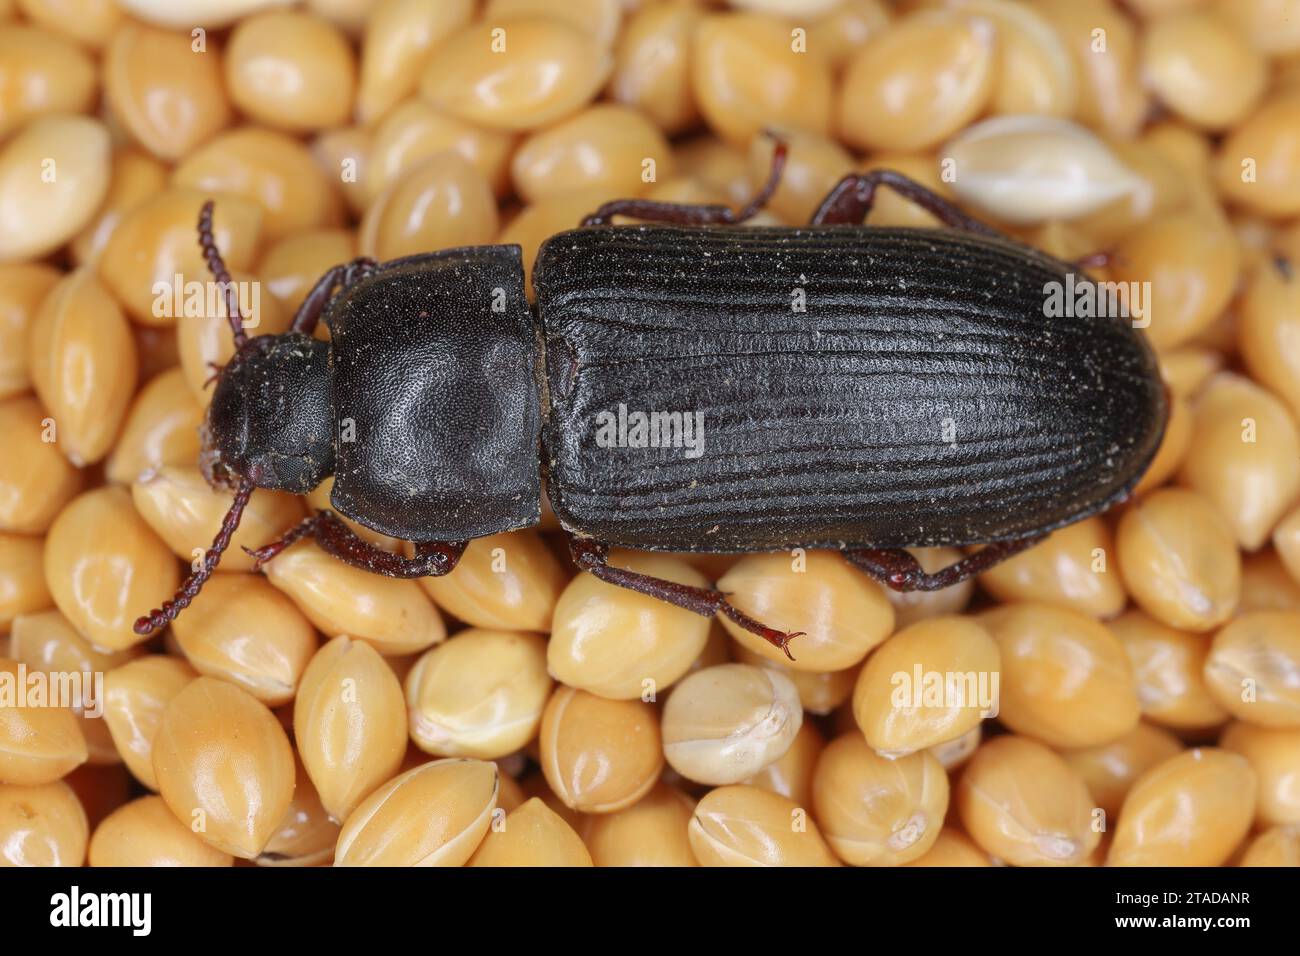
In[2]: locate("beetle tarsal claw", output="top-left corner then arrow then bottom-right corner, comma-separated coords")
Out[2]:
776,632 -> 804,663
716,602 -> 803,659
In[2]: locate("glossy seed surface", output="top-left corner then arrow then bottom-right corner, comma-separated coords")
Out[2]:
151,677 -> 295,859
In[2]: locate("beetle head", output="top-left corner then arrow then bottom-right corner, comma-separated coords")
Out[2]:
136,201 -> 342,639
202,332 -> 335,494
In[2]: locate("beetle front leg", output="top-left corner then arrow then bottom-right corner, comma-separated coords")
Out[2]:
569,538 -> 803,661
843,536 -> 1046,592
811,170 -> 999,236
291,257 -> 379,336
580,134 -> 788,227
246,510 -> 464,577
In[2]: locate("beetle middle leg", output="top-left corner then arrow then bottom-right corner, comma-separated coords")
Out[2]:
579,135 -> 789,228
246,510 -> 465,577
570,538 -> 803,661
290,257 -> 379,335
811,170 -> 999,236
843,536 -> 1046,592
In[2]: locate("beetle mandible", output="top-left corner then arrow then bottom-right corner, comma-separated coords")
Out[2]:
134,139 -> 1167,660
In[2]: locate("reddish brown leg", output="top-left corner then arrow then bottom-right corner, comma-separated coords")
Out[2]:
198,200 -> 250,350
581,134 -> 788,227
811,170 -> 999,236
246,510 -> 464,578
135,480 -> 254,635
291,257 -> 378,336
844,536 -> 1046,592
570,538 -> 803,661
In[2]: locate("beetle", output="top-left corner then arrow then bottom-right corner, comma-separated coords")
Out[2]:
134,140 -> 1167,660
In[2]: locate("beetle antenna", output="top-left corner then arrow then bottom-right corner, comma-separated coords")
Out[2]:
197,200 -> 249,350
133,479 -> 253,636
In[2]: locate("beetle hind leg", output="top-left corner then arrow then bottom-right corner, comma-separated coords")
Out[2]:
569,538 -> 802,661
844,536 -> 1045,592
580,133 -> 788,228
246,510 -> 465,577
811,170 -> 999,235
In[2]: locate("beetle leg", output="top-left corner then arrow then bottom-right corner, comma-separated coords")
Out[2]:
843,536 -> 1046,592
134,479 -> 254,636
580,134 -> 788,228
244,509 -> 465,577
291,257 -> 379,335
569,538 -> 803,661
810,170 -> 999,236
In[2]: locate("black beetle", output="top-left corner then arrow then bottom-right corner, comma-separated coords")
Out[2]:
135,142 -> 1167,660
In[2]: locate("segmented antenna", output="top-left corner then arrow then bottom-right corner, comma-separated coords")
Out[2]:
133,480 -> 253,636
198,200 -> 249,350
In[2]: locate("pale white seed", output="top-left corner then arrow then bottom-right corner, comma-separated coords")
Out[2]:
943,115 -> 1145,224
115,0 -> 293,28
662,664 -> 803,786
728,0 -> 844,14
